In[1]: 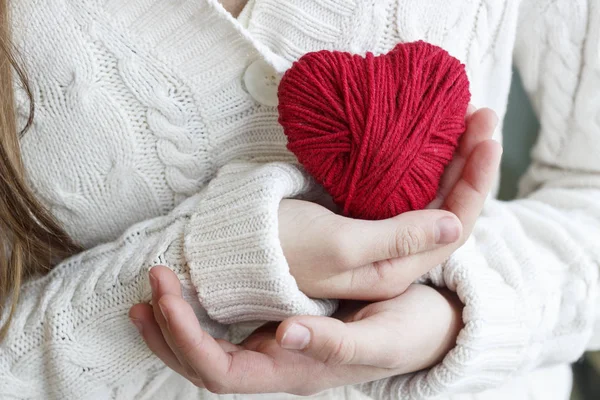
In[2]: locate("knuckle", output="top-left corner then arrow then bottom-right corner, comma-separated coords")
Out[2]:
371,259 -> 390,281
359,260 -> 408,300
370,261 -> 399,298
348,267 -> 361,296
322,336 -> 356,366
173,333 -> 203,360
394,225 -> 426,257
348,266 -> 375,298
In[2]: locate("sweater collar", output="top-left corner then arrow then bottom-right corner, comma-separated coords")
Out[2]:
205,0 -> 292,72
81,0 -> 382,85
206,0 -> 382,72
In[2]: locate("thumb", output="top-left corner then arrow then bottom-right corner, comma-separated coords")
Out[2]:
275,315 -> 398,368
330,209 -> 462,271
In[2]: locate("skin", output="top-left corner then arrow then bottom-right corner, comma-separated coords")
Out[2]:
219,0 -> 248,18
130,107 -> 501,395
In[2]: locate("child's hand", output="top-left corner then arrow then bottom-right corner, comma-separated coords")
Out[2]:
132,273 -> 462,396
278,198 -> 461,300
271,284 -> 464,376
280,107 -> 500,301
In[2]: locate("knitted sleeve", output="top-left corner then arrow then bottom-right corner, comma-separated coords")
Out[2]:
358,1 -> 600,398
0,162 -> 335,399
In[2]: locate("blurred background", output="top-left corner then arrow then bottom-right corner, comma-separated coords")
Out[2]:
501,68 -> 600,400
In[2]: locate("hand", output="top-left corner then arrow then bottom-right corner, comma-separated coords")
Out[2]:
129,107 -> 502,395
281,106 -> 500,300
132,270 -> 462,396
276,285 -> 463,373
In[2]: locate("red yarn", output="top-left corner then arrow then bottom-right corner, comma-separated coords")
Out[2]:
278,41 -> 471,220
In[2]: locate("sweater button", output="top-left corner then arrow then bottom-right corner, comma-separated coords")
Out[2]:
243,59 -> 281,107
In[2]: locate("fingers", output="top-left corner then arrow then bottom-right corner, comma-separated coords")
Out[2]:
458,108 -> 498,159
411,139 -> 502,272
291,108 -> 499,301
303,209 -> 463,299
149,266 -> 199,375
277,285 -> 464,372
321,255 -> 426,300
134,269 -> 407,395
156,294 -> 231,380
149,266 -> 182,298
147,270 -> 292,394
428,107 -> 498,209
330,209 -> 462,271
276,310 -> 415,369
133,268 -> 295,394
155,293 -> 294,394
276,317 -> 386,367
324,109 -> 499,270
128,303 -> 190,379
443,138 -> 503,235
286,107 -> 499,303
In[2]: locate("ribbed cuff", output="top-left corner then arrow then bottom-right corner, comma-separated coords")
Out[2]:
359,235 -> 595,399
184,162 -> 337,324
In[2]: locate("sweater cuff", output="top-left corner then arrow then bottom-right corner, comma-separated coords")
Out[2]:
183,162 -> 337,324
359,235 -> 595,399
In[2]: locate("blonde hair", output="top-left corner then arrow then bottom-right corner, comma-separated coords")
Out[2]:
0,1 -> 81,340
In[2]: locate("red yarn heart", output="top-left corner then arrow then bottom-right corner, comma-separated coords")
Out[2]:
278,41 -> 471,220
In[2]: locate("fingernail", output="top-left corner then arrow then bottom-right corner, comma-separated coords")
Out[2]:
281,324 -> 311,350
130,318 -> 143,334
158,302 -> 169,324
435,217 -> 461,244
149,270 -> 158,292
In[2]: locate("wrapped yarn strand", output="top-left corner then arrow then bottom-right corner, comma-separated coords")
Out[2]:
278,41 -> 471,220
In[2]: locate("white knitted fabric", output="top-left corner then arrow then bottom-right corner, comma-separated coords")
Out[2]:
1,0 -> 599,399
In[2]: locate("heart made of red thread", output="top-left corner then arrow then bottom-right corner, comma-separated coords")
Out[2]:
278,41 -> 471,220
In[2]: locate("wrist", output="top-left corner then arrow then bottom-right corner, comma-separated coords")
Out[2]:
387,284 -> 465,374
438,286 -> 464,354
420,286 -> 464,369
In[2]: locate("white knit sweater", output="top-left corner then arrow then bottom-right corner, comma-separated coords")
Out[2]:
1,0 -> 599,399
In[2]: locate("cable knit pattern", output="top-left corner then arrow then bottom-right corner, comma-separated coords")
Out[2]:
513,1 -> 588,172
1,0 -> 599,399
0,162 -> 337,399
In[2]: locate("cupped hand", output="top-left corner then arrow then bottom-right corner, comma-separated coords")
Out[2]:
281,106 -> 499,300
132,271 -> 462,396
